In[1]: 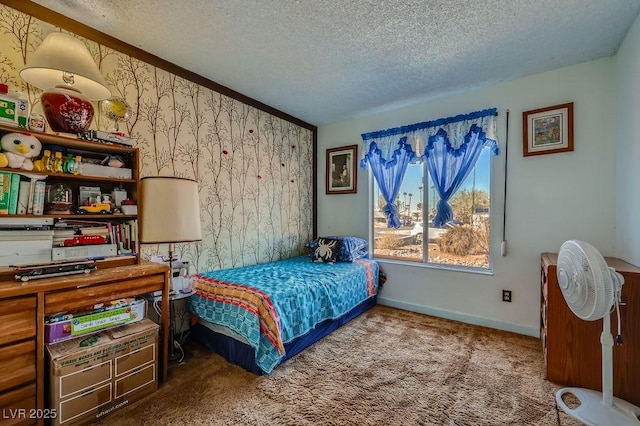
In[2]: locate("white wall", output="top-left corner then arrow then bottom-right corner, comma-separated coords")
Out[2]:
615,13 -> 640,265
318,58 -> 616,336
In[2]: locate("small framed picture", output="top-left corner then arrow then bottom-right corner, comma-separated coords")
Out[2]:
326,145 -> 357,194
522,102 -> 574,157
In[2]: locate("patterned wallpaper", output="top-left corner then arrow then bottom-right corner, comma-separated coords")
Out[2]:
0,5 -> 314,273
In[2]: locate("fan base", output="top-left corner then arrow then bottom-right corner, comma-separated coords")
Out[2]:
557,388 -> 640,426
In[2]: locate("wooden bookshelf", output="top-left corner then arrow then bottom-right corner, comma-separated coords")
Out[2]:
0,123 -> 140,264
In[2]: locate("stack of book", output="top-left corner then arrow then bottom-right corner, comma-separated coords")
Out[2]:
0,171 -> 46,215
79,224 -> 110,240
52,228 -> 76,247
107,220 -> 138,254
0,171 -> 19,215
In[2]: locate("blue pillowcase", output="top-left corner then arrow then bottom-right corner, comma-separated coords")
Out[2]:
305,236 -> 368,262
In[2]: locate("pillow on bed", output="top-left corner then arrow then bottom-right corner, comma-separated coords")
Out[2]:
306,236 -> 368,262
311,238 -> 343,264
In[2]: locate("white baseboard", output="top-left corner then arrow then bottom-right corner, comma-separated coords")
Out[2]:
377,297 -> 540,338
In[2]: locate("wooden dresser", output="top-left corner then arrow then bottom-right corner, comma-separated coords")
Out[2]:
540,252 -> 640,406
0,262 -> 170,425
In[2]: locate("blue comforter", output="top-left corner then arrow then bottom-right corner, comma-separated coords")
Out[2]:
189,256 -> 378,373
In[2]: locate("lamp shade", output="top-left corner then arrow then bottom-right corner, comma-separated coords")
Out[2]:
20,32 -> 110,100
139,176 -> 202,244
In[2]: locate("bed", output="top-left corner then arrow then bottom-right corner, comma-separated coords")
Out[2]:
188,255 -> 379,374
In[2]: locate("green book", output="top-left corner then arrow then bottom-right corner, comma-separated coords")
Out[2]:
8,172 -> 20,214
0,172 -> 10,215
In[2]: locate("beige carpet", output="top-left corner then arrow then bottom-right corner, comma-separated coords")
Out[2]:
98,306 -> 581,425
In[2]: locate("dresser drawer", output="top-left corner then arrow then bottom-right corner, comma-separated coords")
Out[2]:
0,383 -> 36,426
0,340 -> 36,393
45,274 -> 165,314
0,297 -> 36,346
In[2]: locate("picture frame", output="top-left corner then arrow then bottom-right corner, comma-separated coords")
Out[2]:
326,145 -> 358,194
522,102 -> 574,157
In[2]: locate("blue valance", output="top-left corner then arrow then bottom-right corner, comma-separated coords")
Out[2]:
360,108 -> 499,168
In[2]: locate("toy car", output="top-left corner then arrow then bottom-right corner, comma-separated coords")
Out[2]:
77,202 -> 112,214
62,235 -> 108,247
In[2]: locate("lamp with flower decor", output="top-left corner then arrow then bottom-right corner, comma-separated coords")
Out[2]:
20,32 -> 111,134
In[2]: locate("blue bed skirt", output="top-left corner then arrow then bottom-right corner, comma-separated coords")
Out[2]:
191,295 -> 377,375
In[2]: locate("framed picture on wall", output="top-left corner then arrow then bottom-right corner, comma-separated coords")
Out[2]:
326,145 -> 358,194
522,102 -> 574,156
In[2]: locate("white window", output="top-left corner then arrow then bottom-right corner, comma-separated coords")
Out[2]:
371,147 -> 492,270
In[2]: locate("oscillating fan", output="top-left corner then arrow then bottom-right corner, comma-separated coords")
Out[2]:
555,240 -> 640,425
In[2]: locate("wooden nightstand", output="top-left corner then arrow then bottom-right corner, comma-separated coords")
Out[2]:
147,289 -> 193,365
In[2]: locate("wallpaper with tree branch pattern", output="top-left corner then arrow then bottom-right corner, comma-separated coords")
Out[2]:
0,6 -> 314,273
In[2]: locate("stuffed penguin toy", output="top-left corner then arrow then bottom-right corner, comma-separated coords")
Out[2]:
0,132 -> 42,171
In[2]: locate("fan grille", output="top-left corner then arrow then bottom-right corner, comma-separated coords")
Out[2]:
556,240 -> 615,320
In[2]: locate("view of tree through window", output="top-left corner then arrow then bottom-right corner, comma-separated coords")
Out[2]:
372,147 -> 492,269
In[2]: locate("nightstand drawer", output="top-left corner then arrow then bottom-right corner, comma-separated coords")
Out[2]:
0,340 -> 36,393
0,296 -> 36,346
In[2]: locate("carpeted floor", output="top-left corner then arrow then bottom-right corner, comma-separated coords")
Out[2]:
98,305 -> 581,425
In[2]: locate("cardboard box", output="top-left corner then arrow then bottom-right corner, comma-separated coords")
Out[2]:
47,319 -> 158,426
45,298 -> 146,344
120,205 -> 137,215
78,186 -> 101,206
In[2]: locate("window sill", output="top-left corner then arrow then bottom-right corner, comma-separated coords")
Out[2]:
373,256 -> 494,276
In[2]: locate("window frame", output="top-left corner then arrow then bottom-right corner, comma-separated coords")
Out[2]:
368,149 -> 494,274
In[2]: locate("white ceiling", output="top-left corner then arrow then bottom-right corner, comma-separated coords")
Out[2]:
32,0 -> 640,126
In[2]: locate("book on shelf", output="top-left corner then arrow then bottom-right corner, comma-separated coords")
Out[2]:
7,172 -> 20,215
17,180 -> 30,214
0,171 -> 10,214
79,225 -> 110,236
30,180 -> 46,215
1,172 -> 44,216
24,177 -> 46,215
52,228 -> 77,247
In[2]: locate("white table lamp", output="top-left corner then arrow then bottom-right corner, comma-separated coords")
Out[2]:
140,176 -> 201,364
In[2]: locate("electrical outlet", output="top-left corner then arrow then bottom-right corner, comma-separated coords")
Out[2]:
502,290 -> 512,302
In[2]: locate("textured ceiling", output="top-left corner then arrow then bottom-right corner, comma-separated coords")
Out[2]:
31,0 -> 640,126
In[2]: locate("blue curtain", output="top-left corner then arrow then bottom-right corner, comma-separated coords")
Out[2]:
361,137 -> 416,228
424,125 -> 498,227
361,108 -> 498,227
